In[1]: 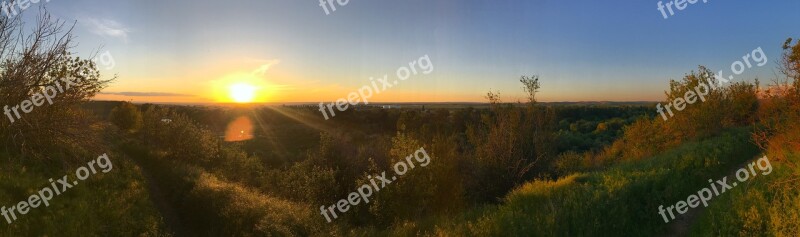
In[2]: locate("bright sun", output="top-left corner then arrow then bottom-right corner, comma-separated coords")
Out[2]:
229,83 -> 258,103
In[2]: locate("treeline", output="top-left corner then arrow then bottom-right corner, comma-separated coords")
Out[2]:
554,105 -> 652,153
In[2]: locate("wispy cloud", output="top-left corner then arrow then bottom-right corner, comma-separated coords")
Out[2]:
252,60 -> 281,75
84,18 -> 130,42
100,92 -> 194,97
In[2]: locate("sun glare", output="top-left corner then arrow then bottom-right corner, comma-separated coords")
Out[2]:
229,83 -> 257,103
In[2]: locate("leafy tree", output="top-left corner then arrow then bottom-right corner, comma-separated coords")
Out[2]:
139,106 -> 220,166
0,11 -> 112,160
468,76 -> 556,202
755,38 -> 800,161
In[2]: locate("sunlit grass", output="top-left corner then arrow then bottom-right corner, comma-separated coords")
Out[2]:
692,152 -> 800,236
419,128 -> 759,236
123,142 -> 329,236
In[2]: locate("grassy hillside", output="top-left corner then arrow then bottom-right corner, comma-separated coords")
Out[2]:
120,142 -> 329,236
386,128 -> 760,236
0,150 -> 170,236
691,151 -> 800,236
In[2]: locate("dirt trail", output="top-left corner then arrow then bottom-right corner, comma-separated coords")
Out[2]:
661,155 -> 762,236
662,194 -> 706,236
129,154 -> 191,237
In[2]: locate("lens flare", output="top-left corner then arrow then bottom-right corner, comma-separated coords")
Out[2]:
224,116 -> 254,142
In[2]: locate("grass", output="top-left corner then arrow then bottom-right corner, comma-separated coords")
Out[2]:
120,141 -> 331,236
389,127 -> 762,236
691,152 -> 800,236
0,150 -> 170,236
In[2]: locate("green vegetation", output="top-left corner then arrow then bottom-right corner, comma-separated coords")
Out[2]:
120,143 -> 325,236
0,149 -> 170,236
110,102 -> 144,132
690,38 -> 800,237
0,10 -> 167,236
690,153 -> 800,236
431,128 -> 759,236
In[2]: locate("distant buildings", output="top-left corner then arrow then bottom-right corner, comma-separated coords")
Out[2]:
381,105 -> 401,109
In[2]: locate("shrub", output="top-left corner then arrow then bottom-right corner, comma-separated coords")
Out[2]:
553,151 -> 585,176
109,102 -> 143,132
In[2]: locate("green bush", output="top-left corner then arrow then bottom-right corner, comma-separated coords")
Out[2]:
109,102 -> 143,132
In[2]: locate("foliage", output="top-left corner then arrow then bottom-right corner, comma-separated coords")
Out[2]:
595,66 -> 759,163
693,39 -> 800,236
0,12 -> 112,161
109,101 -> 143,132
754,38 -> 800,162
691,153 -> 800,237
430,128 -> 759,236
0,150 -> 170,236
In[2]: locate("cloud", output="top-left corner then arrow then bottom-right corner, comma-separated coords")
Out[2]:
100,92 -> 194,97
84,18 -> 130,42
252,60 -> 281,75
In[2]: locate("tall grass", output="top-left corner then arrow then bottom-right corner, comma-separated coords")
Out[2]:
691,152 -> 800,236
0,151 -> 170,236
424,128 -> 759,236
121,142 -> 332,236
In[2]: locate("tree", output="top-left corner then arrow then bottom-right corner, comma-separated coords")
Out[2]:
0,9 -> 112,160
469,76 -> 556,202
110,102 -> 143,132
754,38 -> 800,161
520,75 -> 541,104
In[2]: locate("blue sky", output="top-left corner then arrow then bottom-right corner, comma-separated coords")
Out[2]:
21,0 -> 800,102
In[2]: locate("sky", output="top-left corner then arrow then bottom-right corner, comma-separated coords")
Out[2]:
18,0 -> 800,103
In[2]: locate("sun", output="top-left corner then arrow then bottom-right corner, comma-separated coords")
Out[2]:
211,71 -> 277,103
229,83 -> 258,103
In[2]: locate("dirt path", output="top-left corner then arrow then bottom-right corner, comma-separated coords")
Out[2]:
662,194 -> 706,236
128,154 -> 192,237
661,155 -> 762,236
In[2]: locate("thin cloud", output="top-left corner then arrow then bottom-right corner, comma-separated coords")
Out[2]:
252,60 -> 281,75
100,92 -> 194,97
84,18 -> 130,42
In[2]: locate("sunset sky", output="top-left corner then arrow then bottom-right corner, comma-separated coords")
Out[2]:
32,0 -> 800,103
